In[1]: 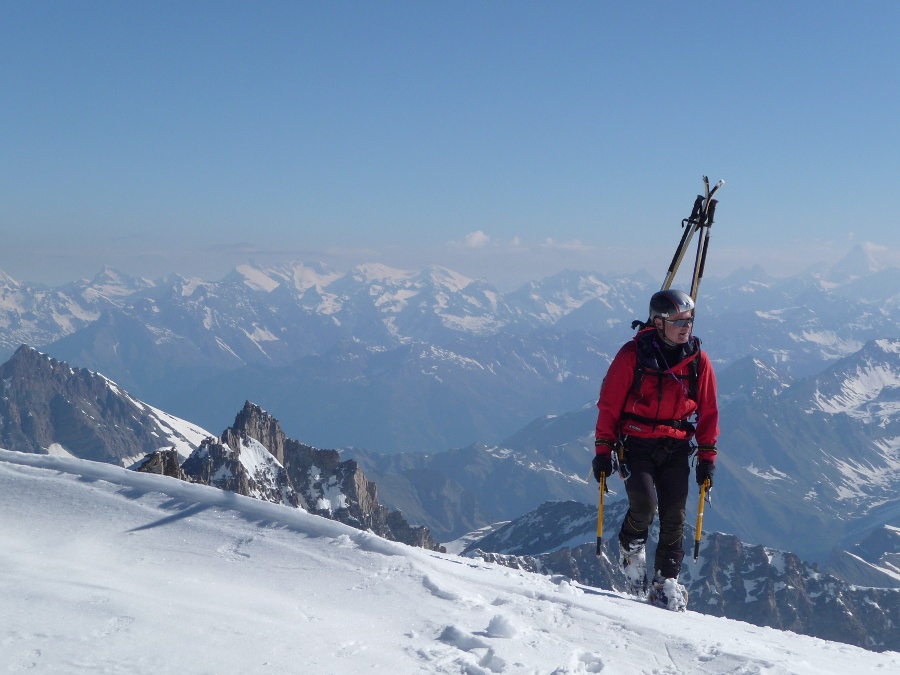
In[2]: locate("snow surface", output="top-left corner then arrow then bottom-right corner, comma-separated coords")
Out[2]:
2,448 -> 898,674
287,262 -> 344,293
354,262 -> 418,284
234,263 -> 282,292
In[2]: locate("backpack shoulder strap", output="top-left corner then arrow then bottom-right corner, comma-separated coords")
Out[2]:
631,343 -> 701,401
688,349 -> 700,402
630,360 -> 646,396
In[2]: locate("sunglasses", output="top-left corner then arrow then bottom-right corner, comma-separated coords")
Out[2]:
665,317 -> 694,327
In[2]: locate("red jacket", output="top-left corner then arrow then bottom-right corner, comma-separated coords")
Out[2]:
595,328 -> 719,460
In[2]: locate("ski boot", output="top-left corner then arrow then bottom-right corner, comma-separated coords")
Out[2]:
648,574 -> 688,612
619,542 -> 648,597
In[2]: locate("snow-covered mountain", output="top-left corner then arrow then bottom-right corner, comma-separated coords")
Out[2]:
3,249 -> 900,556
0,344 -> 209,466
825,524 -> 900,588
344,338 -> 900,568
174,401 -> 440,550
4,448 -> 898,673
715,338 -> 900,560
0,269 -> 108,354
1,245 -> 896,455
5,336 -> 900,570
3,246 -> 896,362
20,262 -> 634,450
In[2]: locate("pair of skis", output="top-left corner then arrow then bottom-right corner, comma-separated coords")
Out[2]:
660,176 -> 724,303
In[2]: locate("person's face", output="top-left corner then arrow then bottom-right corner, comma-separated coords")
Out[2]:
654,310 -> 694,345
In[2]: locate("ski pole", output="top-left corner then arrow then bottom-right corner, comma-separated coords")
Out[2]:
661,195 -> 703,292
693,479 -> 710,562
689,197 -> 719,302
595,472 -> 606,556
661,177 -> 723,296
688,178 -> 723,301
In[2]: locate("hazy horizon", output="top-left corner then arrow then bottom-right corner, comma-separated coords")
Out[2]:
4,3 -> 899,290
0,238 -> 889,292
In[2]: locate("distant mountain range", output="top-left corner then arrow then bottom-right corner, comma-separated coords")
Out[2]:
3,340 -> 899,561
347,340 -> 900,565
2,245 -> 898,454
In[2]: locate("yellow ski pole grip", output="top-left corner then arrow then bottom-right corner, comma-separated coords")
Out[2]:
596,472 -> 606,556
694,478 -> 710,562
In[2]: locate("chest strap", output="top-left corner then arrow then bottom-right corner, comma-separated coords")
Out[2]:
621,412 -> 696,435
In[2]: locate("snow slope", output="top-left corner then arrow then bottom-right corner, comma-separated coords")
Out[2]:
1,448 -> 897,674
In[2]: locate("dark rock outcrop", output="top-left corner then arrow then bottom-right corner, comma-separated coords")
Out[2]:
133,448 -> 188,480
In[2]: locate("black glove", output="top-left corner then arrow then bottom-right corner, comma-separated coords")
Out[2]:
696,459 -> 716,488
592,452 -> 613,482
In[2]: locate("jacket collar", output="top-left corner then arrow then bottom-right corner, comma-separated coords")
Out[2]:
634,327 -> 699,370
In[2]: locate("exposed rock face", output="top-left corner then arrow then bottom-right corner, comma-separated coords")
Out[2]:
685,533 -> 900,651
132,449 -> 187,480
0,345 -> 204,464
182,402 -> 442,551
226,403 -> 288,464
182,434 -> 301,508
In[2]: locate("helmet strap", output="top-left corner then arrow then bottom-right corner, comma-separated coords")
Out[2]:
657,323 -> 678,347
656,317 -> 692,347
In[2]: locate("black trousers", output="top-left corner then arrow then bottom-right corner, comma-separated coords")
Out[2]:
617,436 -> 692,579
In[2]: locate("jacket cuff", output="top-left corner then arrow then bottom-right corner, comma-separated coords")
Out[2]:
697,444 -> 717,463
594,439 -> 614,456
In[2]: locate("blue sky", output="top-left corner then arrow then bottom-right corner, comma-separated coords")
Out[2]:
2,1 -> 899,288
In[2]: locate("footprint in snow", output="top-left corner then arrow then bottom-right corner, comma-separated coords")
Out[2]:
422,574 -> 462,601
550,650 -> 604,674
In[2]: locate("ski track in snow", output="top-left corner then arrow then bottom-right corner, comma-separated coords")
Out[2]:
1,448 -> 898,674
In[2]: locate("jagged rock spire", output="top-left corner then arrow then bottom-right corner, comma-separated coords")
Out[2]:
224,401 -> 288,464
179,400 -> 443,552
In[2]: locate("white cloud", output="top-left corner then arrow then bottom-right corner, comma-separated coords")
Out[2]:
458,230 -> 491,249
